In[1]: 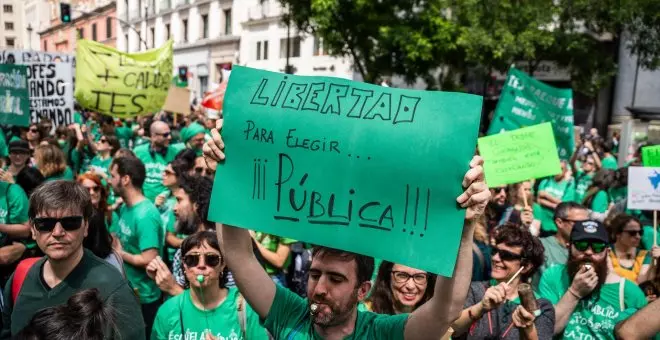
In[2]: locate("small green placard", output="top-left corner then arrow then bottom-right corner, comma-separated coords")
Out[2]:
0,64 -> 30,127
479,123 -> 561,187
208,66 -> 483,276
642,145 -> 660,167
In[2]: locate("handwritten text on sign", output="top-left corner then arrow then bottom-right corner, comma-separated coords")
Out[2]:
479,123 -> 561,187
627,166 -> 660,211
208,66 -> 482,276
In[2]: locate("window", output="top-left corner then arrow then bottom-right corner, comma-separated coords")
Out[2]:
256,40 -> 268,60
165,23 -> 170,40
78,28 -> 84,39
199,75 -> 208,95
280,37 -> 301,58
256,41 -> 261,60
201,14 -> 208,39
43,40 -> 47,51
3,5 -> 12,13
4,22 -> 13,30
224,9 -> 232,35
182,19 -> 188,42
92,24 -> 97,41
150,27 -> 155,47
313,36 -> 328,56
106,18 -> 113,39
6,38 -> 15,47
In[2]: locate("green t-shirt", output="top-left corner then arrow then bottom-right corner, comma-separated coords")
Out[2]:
151,288 -> 269,340
0,129 -> 8,159
255,232 -> 296,275
538,264 -> 647,339
641,225 -> 658,250
264,284 -> 408,339
574,170 -> 594,204
160,194 -> 179,263
133,143 -> 184,201
590,190 -> 610,214
44,166 -> 74,182
535,177 -> 575,233
601,156 -> 618,170
88,155 -> 112,178
115,125 -> 134,149
0,182 -> 29,246
114,199 -> 164,304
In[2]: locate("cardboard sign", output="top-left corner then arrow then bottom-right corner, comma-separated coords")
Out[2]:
0,50 -> 75,127
479,123 -> 561,187
75,39 -> 173,118
642,145 -> 660,167
627,166 -> 660,210
208,66 -> 483,276
488,66 -> 575,160
162,86 -> 191,115
0,64 -> 30,127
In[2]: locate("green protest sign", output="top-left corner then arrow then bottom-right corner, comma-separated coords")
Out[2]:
208,66 -> 482,276
0,64 -> 30,127
488,66 -> 575,160
479,123 -> 561,187
642,145 -> 660,167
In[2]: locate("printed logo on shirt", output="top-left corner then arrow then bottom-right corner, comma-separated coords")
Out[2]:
564,303 -> 620,339
167,328 -> 241,340
118,218 -> 132,240
0,208 -> 7,224
145,163 -> 166,184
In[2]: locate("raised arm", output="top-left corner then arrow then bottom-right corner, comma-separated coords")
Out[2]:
404,156 -> 490,340
615,297 -> 660,339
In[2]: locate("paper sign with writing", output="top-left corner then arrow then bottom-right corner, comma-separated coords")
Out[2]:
488,66 -> 575,160
479,123 -> 561,187
0,64 -> 30,127
75,39 -> 173,118
0,50 -> 75,127
208,66 -> 483,276
642,145 -> 660,167
627,166 -> 660,211
163,86 -> 191,115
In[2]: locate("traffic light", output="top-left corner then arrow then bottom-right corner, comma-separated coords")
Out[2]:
60,3 -> 71,23
175,66 -> 188,87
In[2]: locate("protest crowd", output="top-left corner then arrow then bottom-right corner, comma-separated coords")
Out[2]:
0,35 -> 659,340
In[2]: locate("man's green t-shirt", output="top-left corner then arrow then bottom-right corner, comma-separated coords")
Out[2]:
538,264 -> 647,339
133,143 -> 184,201
114,199 -> 164,304
264,285 -> 408,339
0,183 -> 29,246
590,190 -> 610,214
115,125 -> 134,149
535,178 -> 575,233
255,232 -> 296,275
88,155 -> 112,178
160,194 -> 179,263
574,170 -> 594,204
601,156 -> 618,170
151,288 -> 269,340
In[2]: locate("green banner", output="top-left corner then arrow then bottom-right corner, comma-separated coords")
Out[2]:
488,66 -> 575,159
0,64 -> 30,127
479,123 -> 561,187
208,66 -> 482,276
642,145 -> 660,167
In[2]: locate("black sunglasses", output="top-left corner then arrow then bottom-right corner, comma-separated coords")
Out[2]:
32,216 -> 84,232
155,132 -> 171,138
491,247 -> 524,262
572,241 -> 607,253
623,230 -> 643,237
183,253 -> 221,268
29,128 -> 38,133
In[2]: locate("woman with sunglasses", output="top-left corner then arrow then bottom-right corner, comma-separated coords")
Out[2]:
607,214 -> 657,283
88,135 -> 120,180
25,123 -> 44,152
451,224 -> 554,340
151,231 -> 269,340
33,144 -> 74,181
363,261 -> 436,315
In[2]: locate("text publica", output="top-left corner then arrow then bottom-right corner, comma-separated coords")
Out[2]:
243,120 -> 341,153
249,76 -> 422,124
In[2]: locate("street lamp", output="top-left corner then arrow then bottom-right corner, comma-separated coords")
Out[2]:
26,24 -> 33,50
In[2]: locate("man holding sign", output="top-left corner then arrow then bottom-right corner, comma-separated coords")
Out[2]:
204,120 -> 490,339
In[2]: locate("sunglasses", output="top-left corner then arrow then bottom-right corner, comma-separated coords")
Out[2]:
164,169 -> 176,176
155,132 -> 171,138
85,185 -> 100,193
491,247 -> 524,262
391,271 -> 428,285
183,253 -> 221,268
623,230 -> 643,237
32,216 -> 84,232
29,128 -> 38,133
492,187 -> 506,193
99,138 -> 109,144
573,241 -> 607,253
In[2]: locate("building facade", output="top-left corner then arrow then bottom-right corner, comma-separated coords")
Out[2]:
40,0 -> 117,53
0,0 -> 25,49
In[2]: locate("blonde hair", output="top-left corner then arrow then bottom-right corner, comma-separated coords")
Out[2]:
473,214 -> 488,243
34,144 -> 67,178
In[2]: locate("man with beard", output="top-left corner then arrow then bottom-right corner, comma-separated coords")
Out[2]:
485,186 -> 508,231
538,220 -> 647,339
203,119 -> 491,340
109,156 -> 163,339
134,121 -> 184,201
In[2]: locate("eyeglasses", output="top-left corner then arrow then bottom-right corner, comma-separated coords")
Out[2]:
84,185 -> 100,193
32,216 -> 84,233
391,271 -> 428,285
561,218 -> 586,224
623,230 -> 643,237
585,162 -> 595,166
492,187 -> 506,194
164,169 -> 176,176
29,128 -> 38,133
572,241 -> 607,253
99,138 -> 109,144
183,253 -> 221,268
491,247 -> 524,262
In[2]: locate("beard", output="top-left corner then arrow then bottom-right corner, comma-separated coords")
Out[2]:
176,214 -> 199,235
567,253 -> 608,297
310,290 -> 359,328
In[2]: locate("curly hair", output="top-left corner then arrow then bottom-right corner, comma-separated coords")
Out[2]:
178,174 -> 213,230
367,261 -> 437,315
493,223 -> 545,282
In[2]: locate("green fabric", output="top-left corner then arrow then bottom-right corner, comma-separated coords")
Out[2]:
180,122 -> 206,144
255,232 -> 296,275
44,166 -> 74,182
73,111 -> 84,124
88,155 -> 112,178
0,129 -> 8,158
0,249 -> 145,339
160,194 -> 179,263
151,288 -> 269,340
264,284 -> 408,339
535,178 -> 575,233
601,156 -> 618,170
641,225 -> 658,250
590,190 -> 610,214
0,182 -> 29,247
8,136 -> 20,143
532,236 -> 568,291
115,125 -> 134,149
133,143 -> 184,201
132,136 -> 150,149
574,170 -> 594,204
114,199 -> 164,304
538,264 -> 647,340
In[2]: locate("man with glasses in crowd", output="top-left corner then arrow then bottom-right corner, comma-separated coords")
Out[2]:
134,121 -> 184,201
538,220 -> 647,339
0,181 -> 144,339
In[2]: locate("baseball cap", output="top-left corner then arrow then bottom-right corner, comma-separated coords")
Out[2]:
8,140 -> 30,154
570,220 -> 609,244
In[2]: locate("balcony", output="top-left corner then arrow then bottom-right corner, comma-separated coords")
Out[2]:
247,2 -> 283,21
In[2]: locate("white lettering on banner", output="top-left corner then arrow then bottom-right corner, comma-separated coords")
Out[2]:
512,106 -> 536,120
514,95 -> 537,108
529,85 -> 567,110
168,329 -> 241,340
0,91 -> 25,116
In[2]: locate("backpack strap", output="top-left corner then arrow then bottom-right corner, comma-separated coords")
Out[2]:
11,257 -> 41,304
619,277 -> 626,311
237,293 -> 247,339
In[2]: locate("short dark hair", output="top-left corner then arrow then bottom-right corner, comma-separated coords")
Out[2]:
181,231 -> 228,288
311,246 -> 374,285
111,156 -> 145,189
29,181 -> 94,221
494,223 -> 545,281
554,201 -> 587,222
178,174 -> 213,230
